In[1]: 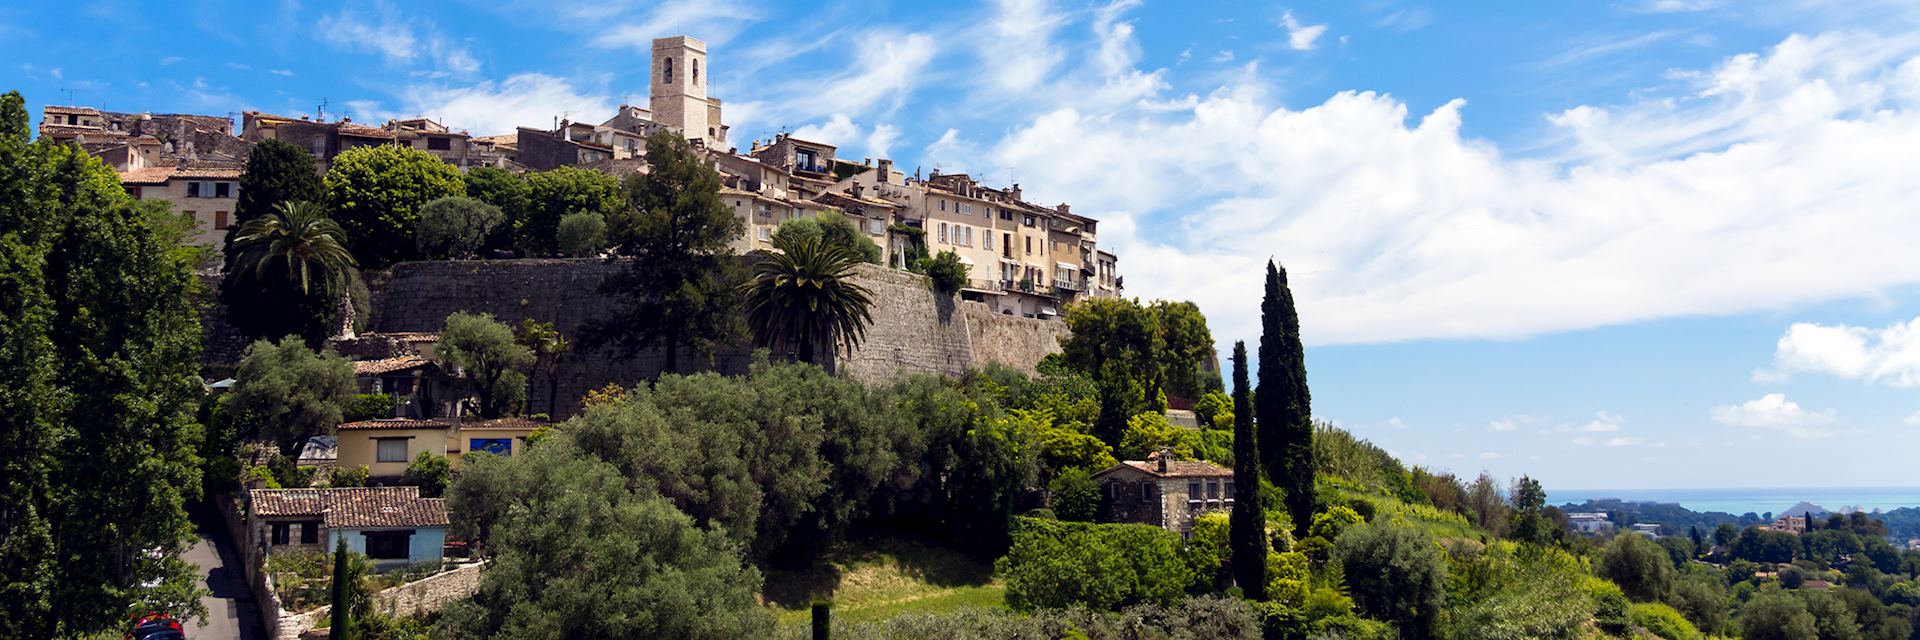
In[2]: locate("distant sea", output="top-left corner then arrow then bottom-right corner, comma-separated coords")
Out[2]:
1548,487 -> 1920,517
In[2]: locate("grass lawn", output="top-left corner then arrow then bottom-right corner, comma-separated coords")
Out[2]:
766,537 -> 1006,627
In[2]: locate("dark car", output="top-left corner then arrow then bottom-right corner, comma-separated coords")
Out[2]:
128,612 -> 185,640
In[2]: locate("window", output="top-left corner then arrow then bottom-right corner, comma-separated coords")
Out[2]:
796,149 -> 817,171
299,522 -> 318,544
1188,481 -> 1202,498
962,226 -> 972,246
1224,481 -> 1235,499
470,438 -> 513,456
1001,209 -> 1013,221
939,199 -> 946,211
215,182 -> 231,198
1139,482 -> 1151,501
271,523 -> 290,545
427,137 -> 450,151
1025,237 -> 1032,255
758,227 -> 770,241
663,57 -> 674,83
214,211 -> 229,230
693,58 -> 700,84
1023,215 -> 1036,227
363,531 -> 412,560
938,223 -> 948,243
310,138 -> 326,157
1207,481 -> 1220,499
1003,233 -> 1013,257
186,182 -> 202,198
984,233 -> 993,251
376,437 -> 409,463
67,114 -> 78,125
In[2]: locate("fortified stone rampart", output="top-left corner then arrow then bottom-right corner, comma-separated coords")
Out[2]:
361,258 -> 1064,418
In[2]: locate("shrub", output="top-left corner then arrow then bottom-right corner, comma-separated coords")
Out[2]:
1665,577 -> 1729,636
1309,506 -> 1364,541
401,451 -> 450,498
921,250 -> 968,294
555,211 -> 607,257
1630,602 -> 1703,640
1599,532 -> 1675,602
329,465 -> 369,488
415,195 -> 504,259
1584,576 -> 1632,635
1738,591 -> 1818,640
1117,412 -> 1196,460
1332,523 -> 1445,637
998,517 -> 1196,611
342,393 -> 397,422
1193,391 -> 1232,429
1049,468 -> 1101,522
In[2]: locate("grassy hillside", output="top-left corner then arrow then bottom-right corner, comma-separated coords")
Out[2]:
765,538 -> 1005,628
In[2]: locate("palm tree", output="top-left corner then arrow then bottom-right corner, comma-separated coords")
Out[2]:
742,235 -> 875,366
231,200 -> 357,296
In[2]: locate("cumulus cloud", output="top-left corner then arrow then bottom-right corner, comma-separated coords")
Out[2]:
1488,417 -> 1518,431
1281,10 -> 1328,51
866,123 -> 901,159
790,114 -> 862,148
317,6 -> 479,76
1710,393 -> 1838,437
590,0 -> 759,51
983,0 -> 1067,92
1760,317 -> 1920,387
973,28 -> 1920,352
402,73 -> 613,135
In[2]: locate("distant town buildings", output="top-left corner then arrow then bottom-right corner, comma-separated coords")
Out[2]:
1567,512 -> 1614,535
41,34 -> 1122,318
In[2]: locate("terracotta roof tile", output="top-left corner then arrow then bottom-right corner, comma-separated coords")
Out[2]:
352,355 -> 431,376
336,416 -> 546,431
1095,460 -> 1234,479
118,166 -> 176,185
250,486 -> 449,528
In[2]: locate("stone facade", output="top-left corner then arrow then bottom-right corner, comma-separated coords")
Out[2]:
1094,458 -> 1236,535
357,258 -> 1066,419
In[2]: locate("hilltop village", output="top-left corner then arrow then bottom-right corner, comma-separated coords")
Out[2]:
42,35 -> 1123,323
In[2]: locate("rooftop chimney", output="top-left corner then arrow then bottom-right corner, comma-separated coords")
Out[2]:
1157,448 -> 1171,472
877,158 -> 893,182
1011,183 -> 1023,201
1056,203 -> 1071,215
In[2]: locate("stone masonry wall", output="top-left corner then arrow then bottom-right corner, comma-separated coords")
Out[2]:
362,259 -> 1067,419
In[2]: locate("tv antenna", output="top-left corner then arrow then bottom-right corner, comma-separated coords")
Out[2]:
317,97 -> 329,122
61,88 -> 75,106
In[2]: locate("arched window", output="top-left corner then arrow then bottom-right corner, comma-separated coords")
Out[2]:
663,58 -> 674,83
693,59 -> 700,84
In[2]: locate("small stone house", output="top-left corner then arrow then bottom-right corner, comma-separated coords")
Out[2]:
1092,452 -> 1235,535
248,486 -> 448,567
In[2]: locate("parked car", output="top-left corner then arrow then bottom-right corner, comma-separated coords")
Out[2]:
127,612 -> 185,639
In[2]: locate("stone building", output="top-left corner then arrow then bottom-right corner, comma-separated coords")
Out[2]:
118,163 -> 244,246
514,123 -> 614,171
40,106 -> 249,165
248,486 -> 448,567
649,35 -> 727,148
1093,453 -> 1236,536
241,112 -> 490,170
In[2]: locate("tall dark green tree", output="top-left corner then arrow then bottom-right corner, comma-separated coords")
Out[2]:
741,234 -> 875,367
1227,341 -> 1266,600
322,143 -> 465,267
591,130 -> 745,373
226,138 -> 323,266
1257,260 -> 1314,537
329,536 -> 353,640
0,90 -> 208,636
522,165 -> 622,256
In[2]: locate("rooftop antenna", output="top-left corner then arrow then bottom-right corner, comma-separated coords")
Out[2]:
316,97 -> 329,123
61,88 -> 74,106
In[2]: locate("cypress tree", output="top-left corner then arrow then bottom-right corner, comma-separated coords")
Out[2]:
330,536 -> 352,640
1228,341 -> 1266,600
226,138 -> 323,268
1257,260 -> 1315,538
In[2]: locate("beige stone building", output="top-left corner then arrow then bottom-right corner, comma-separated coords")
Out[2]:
118,164 -> 243,246
333,417 -> 545,479
1093,454 -> 1236,535
650,36 -> 728,148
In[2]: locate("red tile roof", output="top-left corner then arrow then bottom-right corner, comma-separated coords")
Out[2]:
337,416 -> 546,431
1095,460 -> 1235,479
118,166 -> 176,185
352,355 -> 431,376
250,486 -> 448,528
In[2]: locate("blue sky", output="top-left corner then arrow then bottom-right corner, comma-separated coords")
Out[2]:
8,0 -> 1920,491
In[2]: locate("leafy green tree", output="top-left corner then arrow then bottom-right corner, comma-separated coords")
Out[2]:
1740,591 -> 1819,640
223,200 -> 359,345
463,165 -> 531,255
1195,391 -> 1233,429
1714,523 -> 1738,548
921,249 -> 969,294
1152,300 -> 1220,399
1333,523 -> 1446,637
230,337 -> 357,455
522,166 -> 621,256
1467,472 -> 1510,535
555,211 -> 607,257
0,94 -> 208,635
436,446 -> 774,638
1656,536 -> 1696,570
1228,341 -> 1267,601
1257,260 -> 1315,538
513,319 -> 570,417
437,311 -> 534,418
998,517 -> 1196,611
229,138 -> 323,264
1048,467 -> 1100,522
342,393 -> 397,422
775,209 -> 883,264
400,450 -> 451,498
1665,577 -> 1729,636
1508,475 -> 1552,544
742,234 -> 875,366
593,130 -> 744,373
415,195 -> 504,259
323,143 -> 465,266
1599,531 -> 1675,602
1117,411 -> 1196,460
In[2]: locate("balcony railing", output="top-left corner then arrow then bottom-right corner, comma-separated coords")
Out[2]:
1055,278 -> 1083,292
965,279 -> 1005,293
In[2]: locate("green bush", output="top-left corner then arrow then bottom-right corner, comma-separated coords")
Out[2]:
400,451 -> 450,498
1049,468 -> 1101,522
1333,523 -> 1446,637
1193,391 -> 1232,429
1599,532 -> 1675,602
920,250 -> 968,294
329,465 -> 369,488
343,393 -> 398,422
555,211 -> 607,257
1117,412 -> 1196,460
998,517 -> 1196,611
1629,602 -> 1703,640
1584,576 -> 1632,635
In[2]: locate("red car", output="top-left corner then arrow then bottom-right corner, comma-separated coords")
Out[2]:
127,612 -> 185,640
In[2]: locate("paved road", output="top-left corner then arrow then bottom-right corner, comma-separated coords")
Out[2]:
185,505 -> 264,640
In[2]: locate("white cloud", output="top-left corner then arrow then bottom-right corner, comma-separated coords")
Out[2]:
1639,0 -> 1718,12
790,114 -> 862,148
317,6 -> 478,76
1489,418 -> 1517,431
1605,436 -> 1643,447
866,123 -> 901,159
269,69 -> 294,77
591,0 -> 759,51
1281,10 -> 1328,51
402,73 -> 613,135
976,29 -> 1920,351
1478,451 -> 1501,460
160,56 -> 182,66
984,0 -> 1066,92
1210,50 -> 1235,63
1572,436 -> 1595,446
1762,317 -> 1920,387
1385,417 -> 1409,429
1906,411 -> 1920,425
1556,411 -> 1624,433
1710,393 -> 1839,438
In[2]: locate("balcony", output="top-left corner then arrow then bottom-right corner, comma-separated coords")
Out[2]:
1055,278 -> 1084,292
965,279 -> 1005,293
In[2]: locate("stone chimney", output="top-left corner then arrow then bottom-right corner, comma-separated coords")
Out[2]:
1056,203 -> 1071,215
877,158 -> 893,182
1157,448 -> 1171,472
1011,183 -> 1022,201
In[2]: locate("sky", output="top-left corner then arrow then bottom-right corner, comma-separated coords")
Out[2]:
7,0 -> 1920,492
